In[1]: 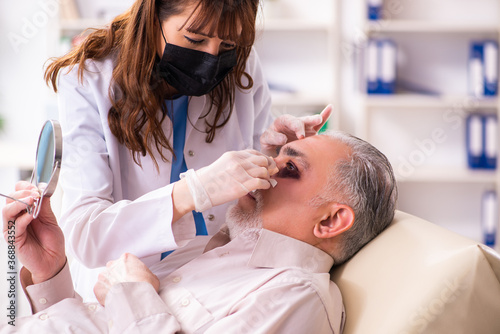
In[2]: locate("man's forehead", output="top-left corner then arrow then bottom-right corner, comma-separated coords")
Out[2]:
281,135 -> 349,164
280,135 -> 334,155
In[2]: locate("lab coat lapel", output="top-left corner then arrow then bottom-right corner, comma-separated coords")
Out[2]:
185,95 -> 208,143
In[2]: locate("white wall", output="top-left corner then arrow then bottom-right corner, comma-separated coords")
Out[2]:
0,1 -> 56,144
0,0 -> 75,322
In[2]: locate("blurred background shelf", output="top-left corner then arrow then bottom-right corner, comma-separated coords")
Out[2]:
395,166 -> 498,183
270,91 -> 332,106
60,18 -> 108,32
366,20 -> 500,34
364,94 -> 499,109
258,18 -> 332,32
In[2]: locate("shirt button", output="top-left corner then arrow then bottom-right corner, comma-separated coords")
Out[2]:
39,298 -> 47,305
39,313 -> 49,320
88,304 -> 97,311
188,150 -> 195,157
207,214 -> 215,221
172,276 -> 182,283
181,298 -> 190,307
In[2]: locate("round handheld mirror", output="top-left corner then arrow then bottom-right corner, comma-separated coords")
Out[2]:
0,120 -> 62,216
29,120 -> 62,218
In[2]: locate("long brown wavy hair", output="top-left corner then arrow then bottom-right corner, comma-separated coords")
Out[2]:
44,0 -> 260,168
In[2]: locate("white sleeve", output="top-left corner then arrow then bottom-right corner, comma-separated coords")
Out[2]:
57,64 -> 195,269
246,48 -> 274,151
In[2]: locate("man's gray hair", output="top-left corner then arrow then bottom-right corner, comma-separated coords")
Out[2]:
318,130 -> 398,266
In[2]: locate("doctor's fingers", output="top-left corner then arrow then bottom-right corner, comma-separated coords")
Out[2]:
237,165 -> 276,184
303,105 -> 332,133
260,128 -> 288,147
242,177 -> 274,192
273,114 -> 308,139
318,104 -> 333,126
236,151 -> 278,174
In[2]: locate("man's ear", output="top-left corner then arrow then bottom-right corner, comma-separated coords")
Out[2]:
313,203 -> 354,239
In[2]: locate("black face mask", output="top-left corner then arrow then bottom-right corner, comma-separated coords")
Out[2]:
157,42 -> 237,97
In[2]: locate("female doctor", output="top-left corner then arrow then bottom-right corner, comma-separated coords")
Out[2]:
44,0 -> 330,300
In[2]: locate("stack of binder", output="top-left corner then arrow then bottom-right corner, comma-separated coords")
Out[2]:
366,39 -> 397,94
367,0 -> 383,20
481,190 -> 497,247
466,113 -> 498,169
468,40 -> 499,97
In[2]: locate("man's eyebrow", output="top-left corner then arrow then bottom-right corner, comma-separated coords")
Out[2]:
282,146 -> 310,170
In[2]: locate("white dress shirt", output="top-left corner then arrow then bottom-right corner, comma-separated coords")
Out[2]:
56,48 -> 273,300
2,229 -> 344,333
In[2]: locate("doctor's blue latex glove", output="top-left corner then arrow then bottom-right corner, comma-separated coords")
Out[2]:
180,150 -> 278,212
260,104 -> 332,157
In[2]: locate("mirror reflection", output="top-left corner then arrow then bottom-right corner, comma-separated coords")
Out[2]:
0,120 -> 62,218
35,122 -> 57,185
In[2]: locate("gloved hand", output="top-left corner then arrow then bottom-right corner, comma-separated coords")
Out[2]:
260,104 -> 332,156
181,150 -> 278,212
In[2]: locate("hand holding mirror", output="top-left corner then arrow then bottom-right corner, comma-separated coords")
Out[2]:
0,120 -> 62,218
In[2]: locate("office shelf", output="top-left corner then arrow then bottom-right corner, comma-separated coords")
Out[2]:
60,18 -> 108,32
351,0 -> 500,248
366,20 -> 499,34
395,166 -> 497,184
258,18 -> 332,32
365,94 -> 498,109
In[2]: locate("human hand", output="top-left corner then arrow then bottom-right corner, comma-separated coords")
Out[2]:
181,150 -> 278,212
94,253 -> 160,306
260,104 -> 332,156
2,181 -> 66,284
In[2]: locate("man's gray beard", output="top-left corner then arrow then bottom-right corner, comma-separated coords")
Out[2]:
225,190 -> 264,240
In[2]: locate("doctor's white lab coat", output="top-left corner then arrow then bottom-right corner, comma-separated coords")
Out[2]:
56,48 -> 273,301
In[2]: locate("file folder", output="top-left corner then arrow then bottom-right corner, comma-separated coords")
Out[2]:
481,190 -> 497,247
469,40 -> 499,97
469,42 -> 484,97
379,40 -> 397,94
466,113 -> 484,168
366,39 -> 397,94
366,39 -> 379,94
483,114 -> 498,169
367,0 -> 383,20
483,40 -> 499,96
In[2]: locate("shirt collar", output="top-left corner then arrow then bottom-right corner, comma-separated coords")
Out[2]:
247,229 -> 334,273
